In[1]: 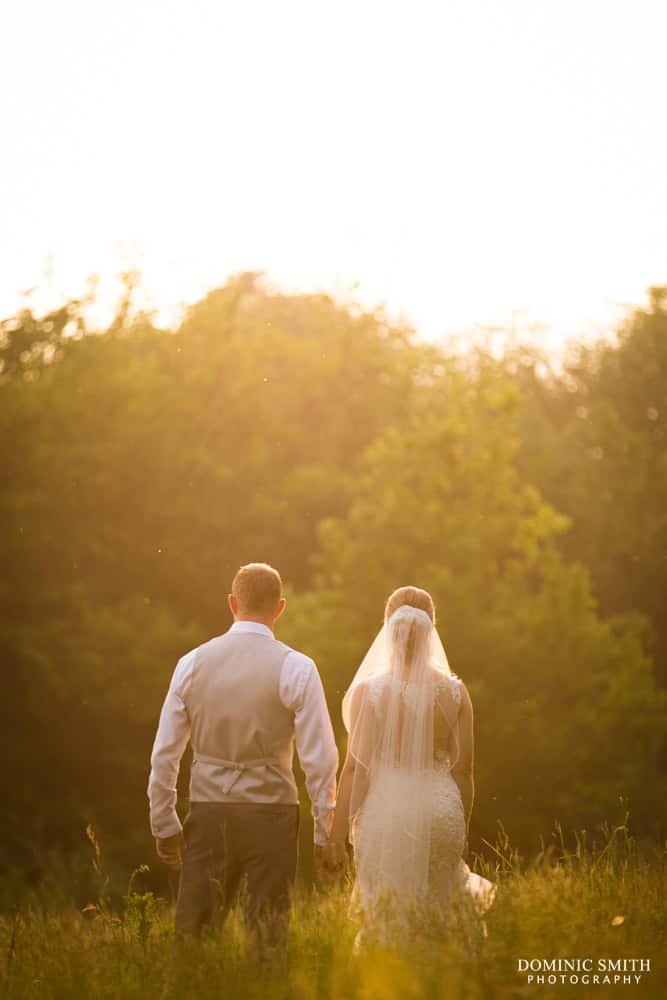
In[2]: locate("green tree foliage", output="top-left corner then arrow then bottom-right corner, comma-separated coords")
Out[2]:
1,273 -> 665,885
0,275 -> 434,875
280,361 -> 667,847
509,287 -> 667,693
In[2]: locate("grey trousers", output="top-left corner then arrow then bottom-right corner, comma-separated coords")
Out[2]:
174,801 -> 299,942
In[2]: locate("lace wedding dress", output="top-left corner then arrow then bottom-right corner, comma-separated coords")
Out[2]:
343,607 -> 496,946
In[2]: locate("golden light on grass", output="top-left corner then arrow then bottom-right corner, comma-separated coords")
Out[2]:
611,915 -> 625,926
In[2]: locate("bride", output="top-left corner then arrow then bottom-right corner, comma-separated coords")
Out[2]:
326,586 -> 496,946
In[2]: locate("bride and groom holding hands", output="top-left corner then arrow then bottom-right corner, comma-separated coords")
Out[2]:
148,561 -> 495,946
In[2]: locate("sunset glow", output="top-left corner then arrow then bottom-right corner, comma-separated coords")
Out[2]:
2,0 -> 666,350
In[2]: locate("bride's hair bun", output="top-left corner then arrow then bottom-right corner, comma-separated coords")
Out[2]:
384,586 -> 435,624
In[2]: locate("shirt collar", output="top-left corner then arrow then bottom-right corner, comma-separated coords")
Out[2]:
228,620 -> 274,638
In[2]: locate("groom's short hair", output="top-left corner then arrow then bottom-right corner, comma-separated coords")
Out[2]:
232,562 -> 283,614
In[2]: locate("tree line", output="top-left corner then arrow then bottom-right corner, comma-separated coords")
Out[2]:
1,272 -> 666,893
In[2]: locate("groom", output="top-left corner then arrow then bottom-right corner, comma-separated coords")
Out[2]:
148,562 -> 340,941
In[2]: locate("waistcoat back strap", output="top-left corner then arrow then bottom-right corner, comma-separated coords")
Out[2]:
192,751 -> 286,794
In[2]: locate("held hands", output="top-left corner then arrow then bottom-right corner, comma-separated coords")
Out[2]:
314,840 -> 349,881
155,831 -> 185,870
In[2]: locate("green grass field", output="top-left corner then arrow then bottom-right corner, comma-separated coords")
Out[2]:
2,822 -> 665,1000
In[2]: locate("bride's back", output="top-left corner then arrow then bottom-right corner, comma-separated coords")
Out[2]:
365,666 -> 462,769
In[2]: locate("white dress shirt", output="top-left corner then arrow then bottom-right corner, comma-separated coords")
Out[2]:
148,621 -> 339,845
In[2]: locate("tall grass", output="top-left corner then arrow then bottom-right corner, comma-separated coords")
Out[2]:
1,818 -> 665,999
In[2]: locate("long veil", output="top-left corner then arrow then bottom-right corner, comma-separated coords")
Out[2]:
342,605 -> 461,907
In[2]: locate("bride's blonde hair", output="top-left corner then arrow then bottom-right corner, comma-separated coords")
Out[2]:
384,585 -> 436,624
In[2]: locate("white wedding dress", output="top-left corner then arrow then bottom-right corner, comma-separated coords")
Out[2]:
343,607 -> 496,946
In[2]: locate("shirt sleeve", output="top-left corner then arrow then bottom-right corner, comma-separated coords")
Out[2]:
281,652 -> 339,846
147,648 -> 195,838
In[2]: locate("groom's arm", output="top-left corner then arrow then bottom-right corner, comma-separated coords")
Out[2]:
281,654 -> 339,846
147,649 -> 195,840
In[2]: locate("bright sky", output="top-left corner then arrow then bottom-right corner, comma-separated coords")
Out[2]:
2,0 -> 666,353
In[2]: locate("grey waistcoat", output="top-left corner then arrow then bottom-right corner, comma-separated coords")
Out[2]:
184,631 -> 298,804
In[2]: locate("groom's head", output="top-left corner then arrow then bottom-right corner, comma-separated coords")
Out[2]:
228,562 -> 286,626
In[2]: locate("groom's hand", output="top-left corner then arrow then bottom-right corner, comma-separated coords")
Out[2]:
315,841 -> 348,880
155,831 -> 185,870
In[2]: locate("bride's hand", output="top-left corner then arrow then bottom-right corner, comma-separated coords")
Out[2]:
316,840 -> 348,879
